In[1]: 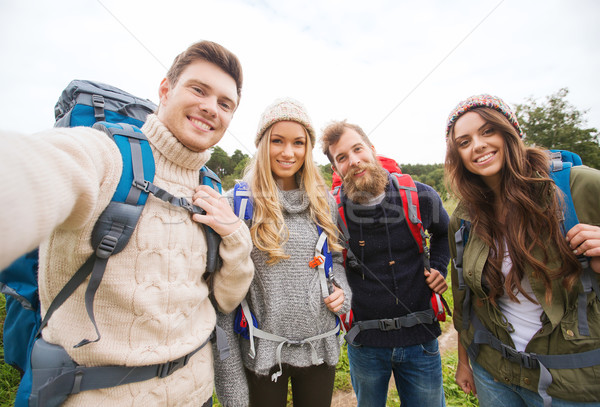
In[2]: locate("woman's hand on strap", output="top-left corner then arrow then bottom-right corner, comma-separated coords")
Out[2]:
324,285 -> 345,313
567,223 -> 600,273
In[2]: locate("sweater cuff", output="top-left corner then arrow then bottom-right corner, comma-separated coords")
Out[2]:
221,221 -> 251,249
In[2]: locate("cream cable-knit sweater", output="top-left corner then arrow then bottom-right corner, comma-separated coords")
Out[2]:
0,115 -> 254,406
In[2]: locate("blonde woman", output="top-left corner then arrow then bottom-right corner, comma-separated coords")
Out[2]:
213,98 -> 351,407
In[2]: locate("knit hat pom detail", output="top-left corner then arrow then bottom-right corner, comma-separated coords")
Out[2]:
255,98 -> 315,147
445,94 -> 525,139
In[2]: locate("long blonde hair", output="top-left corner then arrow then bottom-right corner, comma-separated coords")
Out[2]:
245,125 -> 343,264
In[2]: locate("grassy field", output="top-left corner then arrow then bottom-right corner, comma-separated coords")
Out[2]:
0,295 -> 20,407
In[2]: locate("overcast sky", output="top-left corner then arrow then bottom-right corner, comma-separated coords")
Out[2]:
1,0 -> 599,166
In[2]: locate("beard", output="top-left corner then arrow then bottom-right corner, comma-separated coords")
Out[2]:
342,160 -> 389,204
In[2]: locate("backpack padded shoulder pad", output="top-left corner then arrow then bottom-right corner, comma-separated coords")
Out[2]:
91,201 -> 144,257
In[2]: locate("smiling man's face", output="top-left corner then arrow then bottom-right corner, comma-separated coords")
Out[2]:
157,59 -> 238,152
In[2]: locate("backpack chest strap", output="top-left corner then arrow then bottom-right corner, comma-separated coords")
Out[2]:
344,308 -> 436,345
238,299 -> 340,382
467,313 -> 600,407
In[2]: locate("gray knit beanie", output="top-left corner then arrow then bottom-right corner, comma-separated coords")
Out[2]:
255,98 -> 316,147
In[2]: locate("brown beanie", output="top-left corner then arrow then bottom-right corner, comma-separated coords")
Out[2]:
255,98 -> 315,147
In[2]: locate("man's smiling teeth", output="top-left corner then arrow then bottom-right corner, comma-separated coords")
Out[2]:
476,152 -> 494,163
190,118 -> 211,130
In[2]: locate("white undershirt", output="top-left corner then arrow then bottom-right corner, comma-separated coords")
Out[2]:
363,192 -> 386,206
497,247 -> 543,352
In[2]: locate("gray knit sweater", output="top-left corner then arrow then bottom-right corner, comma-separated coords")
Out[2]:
213,186 -> 351,407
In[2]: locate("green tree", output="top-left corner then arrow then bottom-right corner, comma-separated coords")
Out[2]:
221,155 -> 251,190
232,155 -> 250,177
206,146 -> 234,177
231,149 -> 246,166
319,163 -> 333,188
401,163 -> 447,200
515,88 -> 600,169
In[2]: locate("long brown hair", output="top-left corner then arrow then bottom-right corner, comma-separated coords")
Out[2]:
445,107 -> 581,304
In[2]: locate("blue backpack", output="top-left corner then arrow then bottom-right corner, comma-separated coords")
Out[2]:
0,80 -> 223,407
453,150 -> 600,406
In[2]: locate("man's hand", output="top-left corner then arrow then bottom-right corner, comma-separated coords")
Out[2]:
567,223 -> 600,274
324,285 -> 345,313
191,185 -> 241,236
424,268 -> 448,294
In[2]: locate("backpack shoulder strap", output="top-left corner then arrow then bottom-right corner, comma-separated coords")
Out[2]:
331,186 -> 361,274
98,122 -> 156,205
453,219 -> 470,290
312,226 -> 334,298
390,173 -> 425,254
549,150 -> 600,336
198,165 -> 223,275
39,122 -> 155,347
200,166 -> 222,192
233,181 -> 253,220
549,150 -> 579,233
332,186 -> 349,238
453,218 -> 473,331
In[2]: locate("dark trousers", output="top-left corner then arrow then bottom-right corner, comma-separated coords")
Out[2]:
246,363 -> 335,407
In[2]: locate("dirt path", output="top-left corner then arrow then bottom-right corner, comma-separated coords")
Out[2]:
330,325 -> 458,407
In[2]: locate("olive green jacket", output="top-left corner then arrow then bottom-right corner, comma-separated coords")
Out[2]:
449,165 -> 600,402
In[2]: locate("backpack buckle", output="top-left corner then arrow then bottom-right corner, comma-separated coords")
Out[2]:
178,197 -> 203,215
91,94 -> 105,121
96,235 -> 118,259
132,179 -> 150,193
520,352 -> 539,369
157,353 -> 190,378
500,343 -> 519,361
500,343 -> 538,368
578,255 -> 590,269
309,255 -> 325,268
379,319 -> 398,331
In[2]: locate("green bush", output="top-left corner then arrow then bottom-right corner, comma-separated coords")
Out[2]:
0,295 -> 20,407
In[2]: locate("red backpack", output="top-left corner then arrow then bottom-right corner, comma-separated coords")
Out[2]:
331,156 -> 449,334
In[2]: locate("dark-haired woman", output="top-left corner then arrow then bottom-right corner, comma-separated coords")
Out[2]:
445,94 -> 600,406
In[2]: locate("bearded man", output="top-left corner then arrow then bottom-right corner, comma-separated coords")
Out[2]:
320,121 -> 450,407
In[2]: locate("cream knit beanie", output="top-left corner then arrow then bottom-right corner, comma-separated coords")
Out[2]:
255,98 -> 315,147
